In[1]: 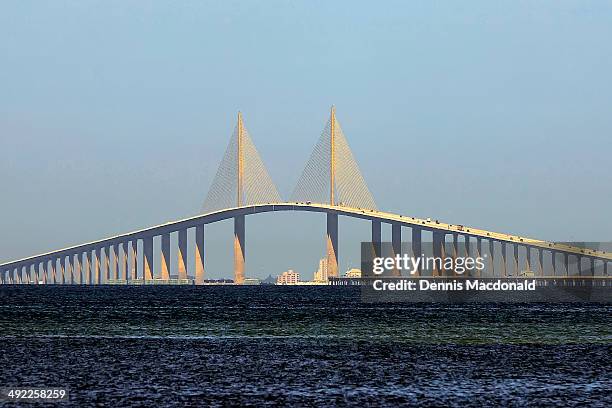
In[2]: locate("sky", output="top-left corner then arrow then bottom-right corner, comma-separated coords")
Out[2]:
1,1 -> 611,279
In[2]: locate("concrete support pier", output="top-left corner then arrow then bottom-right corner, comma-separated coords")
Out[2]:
371,220 -> 382,259
104,247 -> 110,281
93,248 -> 101,284
195,225 -> 205,285
130,241 -> 137,281
513,244 -> 519,276
500,242 -> 507,277
59,258 -> 65,284
121,243 -> 128,282
161,233 -> 171,280
112,245 -> 119,280
391,223 -> 401,276
234,215 -> 245,284
75,254 -> 82,284
143,237 -> 154,281
476,238 -> 482,277
488,240 -> 495,277
326,213 -> 338,278
50,259 -> 56,284
432,231 -> 444,276
412,227 -> 422,276
178,229 -> 188,280
85,252 -> 92,284
525,246 -> 531,272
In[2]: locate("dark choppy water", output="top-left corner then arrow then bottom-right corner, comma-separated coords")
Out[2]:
0,286 -> 610,406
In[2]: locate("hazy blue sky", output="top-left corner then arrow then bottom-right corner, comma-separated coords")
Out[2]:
1,1 -> 611,279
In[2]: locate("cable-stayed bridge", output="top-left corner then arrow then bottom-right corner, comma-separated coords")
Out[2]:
1,108 -> 610,285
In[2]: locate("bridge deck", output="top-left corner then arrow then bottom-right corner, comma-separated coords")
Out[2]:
1,202 -> 611,269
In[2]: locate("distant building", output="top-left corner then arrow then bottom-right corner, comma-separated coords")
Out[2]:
314,258 -> 328,282
277,270 -> 300,285
243,278 -> 261,285
344,268 -> 362,278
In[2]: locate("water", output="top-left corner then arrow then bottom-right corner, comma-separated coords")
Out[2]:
0,286 -> 610,406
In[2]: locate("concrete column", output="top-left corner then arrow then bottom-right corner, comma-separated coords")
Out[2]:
538,249 -> 544,277
371,220 -> 382,262
551,251 -> 556,276
41,261 -> 47,284
590,258 -> 595,276
36,262 -> 42,284
326,213 -> 338,279
104,247 -> 110,282
577,256 -> 583,276
161,233 -> 171,281
476,238 -> 482,277
93,248 -> 101,284
513,244 -> 519,276
234,215 -> 246,284
391,223 -> 401,276
463,236 -> 472,277
35,262 -> 41,283
112,244 -> 119,281
59,257 -> 66,284
195,225 -> 205,285
432,231 -> 444,277
47,260 -> 52,283
605,261 -> 608,276
85,251 -> 92,284
121,242 -> 128,282
488,240 -> 495,277
564,253 -> 569,276
525,246 -> 531,272
411,227 -> 422,276
178,229 -> 188,280
500,242 -> 507,277
450,233 -> 457,275
75,254 -> 83,284
143,236 -> 154,281
67,256 -> 74,284
130,240 -> 137,281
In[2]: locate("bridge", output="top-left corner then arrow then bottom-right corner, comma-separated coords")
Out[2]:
1,107 -> 610,284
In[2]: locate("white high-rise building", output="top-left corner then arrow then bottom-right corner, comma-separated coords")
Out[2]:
314,258 -> 328,283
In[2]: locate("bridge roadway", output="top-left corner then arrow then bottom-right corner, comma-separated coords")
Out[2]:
1,202 -> 611,279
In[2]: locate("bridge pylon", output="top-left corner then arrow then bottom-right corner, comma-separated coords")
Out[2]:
202,112 -> 280,283
292,106 -> 377,278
